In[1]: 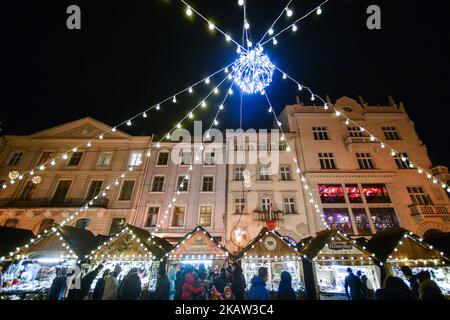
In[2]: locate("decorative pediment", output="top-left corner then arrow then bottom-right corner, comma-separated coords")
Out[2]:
30,117 -> 132,140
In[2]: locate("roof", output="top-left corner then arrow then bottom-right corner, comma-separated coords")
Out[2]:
238,227 -> 300,259
425,232 -> 450,257
57,225 -> 101,258
365,228 -> 448,263
0,226 -> 34,258
301,229 -> 339,259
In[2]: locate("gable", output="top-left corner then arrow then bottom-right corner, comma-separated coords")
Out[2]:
91,232 -> 153,260
170,231 -> 226,256
388,236 -> 443,261
244,232 -> 299,257
319,234 -> 367,257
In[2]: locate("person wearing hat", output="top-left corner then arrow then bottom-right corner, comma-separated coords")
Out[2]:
102,265 -> 122,300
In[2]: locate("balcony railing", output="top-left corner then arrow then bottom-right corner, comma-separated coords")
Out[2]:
431,166 -> 449,176
344,136 -> 379,147
254,211 -> 283,222
1,198 -> 109,208
410,204 -> 450,216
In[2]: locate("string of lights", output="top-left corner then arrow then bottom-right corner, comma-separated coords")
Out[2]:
2,62 -> 237,192
256,0 -> 294,47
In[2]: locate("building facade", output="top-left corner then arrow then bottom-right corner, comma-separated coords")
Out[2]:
133,142 -> 226,243
0,118 -> 151,236
278,96 -> 450,238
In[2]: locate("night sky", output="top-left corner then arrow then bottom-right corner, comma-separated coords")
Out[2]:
3,0 -> 450,167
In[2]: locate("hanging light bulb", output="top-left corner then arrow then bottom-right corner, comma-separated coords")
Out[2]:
268,28 -> 274,35
201,100 -> 207,108
282,73 -> 287,79
177,123 -> 181,129
225,35 -> 231,42
156,104 -> 160,110
172,96 -> 177,103
205,78 -> 210,84
51,160 -> 56,166
268,107 -> 273,113
311,94 -> 315,101
188,87 -> 193,93
286,8 -> 293,17
219,105 -> 224,110
247,40 -> 253,47
87,141 -> 92,147
112,127 -> 117,132
127,120 -> 132,126
189,113 -> 194,119
236,46 -> 242,54
214,120 -> 219,126
244,20 -> 250,30
292,24 -> 298,32
143,112 -> 147,118
317,7 -> 322,15
273,38 -> 278,45
228,88 -> 234,95
345,119 -> 350,125
208,23 -> 215,30
214,87 -> 219,94
238,0 -> 244,6
186,7 -> 192,16
297,84 -> 303,91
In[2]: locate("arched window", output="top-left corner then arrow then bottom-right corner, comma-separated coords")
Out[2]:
38,219 -> 54,234
4,219 -> 19,228
75,218 -> 90,230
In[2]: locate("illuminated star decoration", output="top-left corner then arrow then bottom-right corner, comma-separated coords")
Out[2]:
232,46 -> 275,94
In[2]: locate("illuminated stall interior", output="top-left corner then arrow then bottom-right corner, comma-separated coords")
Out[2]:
165,226 -> 230,273
87,225 -> 172,293
240,228 -> 304,292
365,228 -> 450,295
0,225 -> 99,299
302,229 -> 381,300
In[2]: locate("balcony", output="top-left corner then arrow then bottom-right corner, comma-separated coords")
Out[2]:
254,210 -> 283,222
1,198 -> 109,209
344,136 -> 378,151
410,204 -> 450,217
431,166 -> 450,181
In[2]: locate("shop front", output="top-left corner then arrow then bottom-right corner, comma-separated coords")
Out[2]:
239,228 -> 304,294
301,229 -> 381,300
366,228 -> 450,295
165,226 -> 230,273
0,225 -> 99,300
87,225 -> 173,294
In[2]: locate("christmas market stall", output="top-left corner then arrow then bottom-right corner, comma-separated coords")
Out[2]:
86,225 -> 173,294
239,227 -> 304,293
301,229 -> 381,300
365,228 -> 450,295
0,225 -> 99,300
165,226 -> 230,272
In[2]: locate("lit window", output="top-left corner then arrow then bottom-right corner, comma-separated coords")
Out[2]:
351,208 -> 372,235
146,207 -> 159,227
171,207 -> 185,227
129,152 -> 143,167
199,206 -> 213,227
362,184 -> 391,203
97,152 -> 113,167
319,184 -> 345,204
323,208 -> 354,235
345,184 -> 363,204
369,208 -> 400,232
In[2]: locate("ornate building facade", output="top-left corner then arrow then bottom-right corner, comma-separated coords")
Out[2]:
0,118 -> 151,236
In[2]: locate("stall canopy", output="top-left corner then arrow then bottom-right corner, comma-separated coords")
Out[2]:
301,229 -> 377,265
365,228 -> 449,265
166,226 -> 230,261
87,225 -> 173,261
424,232 -> 450,258
0,226 -> 34,259
240,227 -> 301,259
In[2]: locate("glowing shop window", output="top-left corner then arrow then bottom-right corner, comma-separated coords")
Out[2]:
319,184 -> 346,204
323,208 -> 354,235
345,184 -> 363,203
369,208 -> 400,232
362,184 -> 391,203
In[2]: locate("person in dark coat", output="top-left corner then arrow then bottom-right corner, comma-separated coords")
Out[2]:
276,271 -> 297,300
118,268 -> 142,300
154,269 -> 170,300
92,269 -> 110,300
174,266 -> 185,300
81,264 -> 104,299
356,270 -> 369,300
213,268 -> 228,295
231,262 -> 247,300
416,271 -> 446,300
376,276 -> 417,300
400,266 -> 419,297
344,268 -> 364,300
47,268 -> 67,300
249,267 -> 269,300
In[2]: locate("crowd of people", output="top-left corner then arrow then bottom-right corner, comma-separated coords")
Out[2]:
344,267 -> 447,301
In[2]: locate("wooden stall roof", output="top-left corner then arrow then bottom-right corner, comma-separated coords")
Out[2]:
301,229 -> 376,265
89,225 -> 173,260
167,226 -> 229,258
365,228 -> 449,263
239,228 -> 300,259
18,225 -> 100,259
0,226 -> 34,258
425,232 -> 450,258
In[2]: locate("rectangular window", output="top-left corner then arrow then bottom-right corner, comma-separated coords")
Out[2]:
180,151 -> 193,165
319,184 -> 346,204
280,166 -> 292,181
75,218 -> 90,230
129,152 -> 143,167
97,152 -> 113,167
362,184 -> 391,203
356,153 -> 376,170
7,151 -> 24,166
284,197 -> 296,214
279,143 -> 287,151
313,127 -> 329,140
68,152 -> 83,167
109,218 -> 126,236
4,219 -> 19,228
407,186 -> 433,205
37,152 -> 53,166
382,126 -> 401,141
151,176 -> 165,192
177,176 -> 189,192
234,166 -> 244,181
369,208 -> 400,232
199,206 -> 213,227
202,176 -> 214,192
319,153 -> 337,170
259,167 -> 270,181
19,181 -> 37,201
204,152 -> 215,165
394,153 -> 412,170
258,143 -> 268,151
118,180 -> 135,201
86,180 -> 103,200
146,207 -> 159,227
171,207 -> 185,227
347,126 -> 366,138
352,208 -> 372,235
261,198 -> 272,212
51,180 -> 72,204
323,208 -> 354,235
235,197 -> 245,214
345,184 -> 363,204
157,152 -> 169,166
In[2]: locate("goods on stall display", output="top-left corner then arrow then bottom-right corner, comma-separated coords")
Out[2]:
315,265 -> 377,294
393,265 -> 450,295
